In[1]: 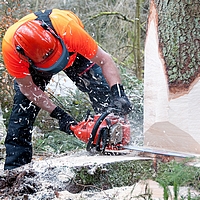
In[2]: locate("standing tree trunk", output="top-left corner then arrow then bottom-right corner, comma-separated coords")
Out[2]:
144,0 -> 200,154
134,0 -> 142,80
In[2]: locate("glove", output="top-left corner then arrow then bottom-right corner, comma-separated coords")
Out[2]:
50,106 -> 78,134
110,84 -> 132,115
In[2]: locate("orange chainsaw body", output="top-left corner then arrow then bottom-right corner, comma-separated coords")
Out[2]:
70,114 -> 131,151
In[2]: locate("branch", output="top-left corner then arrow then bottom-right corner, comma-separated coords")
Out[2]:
90,12 -> 135,24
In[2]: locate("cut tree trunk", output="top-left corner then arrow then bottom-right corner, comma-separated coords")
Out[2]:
144,0 -> 200,154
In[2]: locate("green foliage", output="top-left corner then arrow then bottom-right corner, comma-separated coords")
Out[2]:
48,88 -> 94,122
155,160 -> 200,199
106,160 -> 153,188
33,130 -> 86,154
74,160 -> 153,190
71,159 -> 200,199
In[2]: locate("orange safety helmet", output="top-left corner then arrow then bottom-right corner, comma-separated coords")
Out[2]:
13,20 -> 69,74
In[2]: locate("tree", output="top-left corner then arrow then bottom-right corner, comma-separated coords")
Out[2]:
144,0 -> 200,154
134,0 -> 142,79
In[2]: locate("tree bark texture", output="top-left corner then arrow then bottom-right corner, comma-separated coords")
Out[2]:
155,0 -> 200,97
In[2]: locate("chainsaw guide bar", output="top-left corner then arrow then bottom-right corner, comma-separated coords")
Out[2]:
123,145 -> 194,158
71,109 -> 195,159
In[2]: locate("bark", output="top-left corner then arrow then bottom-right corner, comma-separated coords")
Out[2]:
155,0 -> 200,97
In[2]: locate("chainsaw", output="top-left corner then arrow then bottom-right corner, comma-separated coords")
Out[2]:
70,109 -> 192,159
70,108 -> 131,153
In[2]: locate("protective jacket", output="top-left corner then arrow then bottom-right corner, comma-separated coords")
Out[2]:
2,9 -> 98,78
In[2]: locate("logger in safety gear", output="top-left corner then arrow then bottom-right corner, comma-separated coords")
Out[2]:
2,9 -> 132,170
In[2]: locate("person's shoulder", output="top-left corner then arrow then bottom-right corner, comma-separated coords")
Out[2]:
51,9 -> 84,27
52,8 -> 75,15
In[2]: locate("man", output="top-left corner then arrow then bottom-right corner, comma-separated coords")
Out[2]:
2,9 -> 132,170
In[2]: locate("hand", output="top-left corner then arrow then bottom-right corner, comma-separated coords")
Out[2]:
50,106 -> 78,134
110,84 -> 132,115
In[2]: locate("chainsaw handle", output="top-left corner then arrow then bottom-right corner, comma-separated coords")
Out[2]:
86,108 -> 113,151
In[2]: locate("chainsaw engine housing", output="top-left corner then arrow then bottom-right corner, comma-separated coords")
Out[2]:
70,114 -> 131,152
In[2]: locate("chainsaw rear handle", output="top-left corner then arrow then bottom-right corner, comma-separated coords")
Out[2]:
86,108 -> 114,151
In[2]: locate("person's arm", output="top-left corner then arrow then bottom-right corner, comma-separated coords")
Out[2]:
16,75 -> 77,133
90,46 -> 121,87
16,75 -> 56,113
62,21 -> 121,87
91,46 -> 132,115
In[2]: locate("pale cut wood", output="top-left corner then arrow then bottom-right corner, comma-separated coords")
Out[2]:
144,122 -> 200,154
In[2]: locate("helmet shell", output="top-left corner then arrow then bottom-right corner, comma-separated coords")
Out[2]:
13,20 -> 64,69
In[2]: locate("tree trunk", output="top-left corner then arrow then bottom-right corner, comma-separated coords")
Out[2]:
144,0 -> 200,154
135,0 -> 142,80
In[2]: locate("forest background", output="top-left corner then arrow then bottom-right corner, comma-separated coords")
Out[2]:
0,0 -> 148,151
